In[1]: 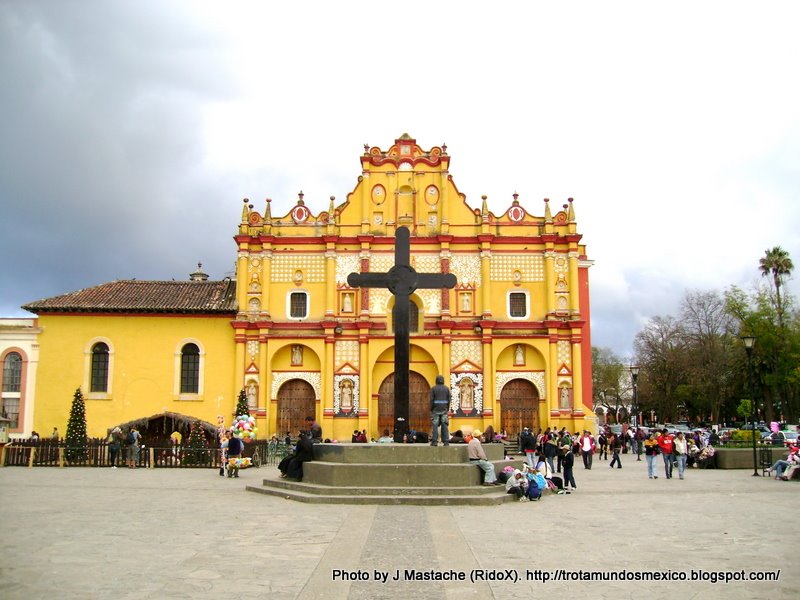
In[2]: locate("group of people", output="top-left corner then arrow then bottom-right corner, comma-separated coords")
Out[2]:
106,425 -> 141,469
769,444 -> 800,480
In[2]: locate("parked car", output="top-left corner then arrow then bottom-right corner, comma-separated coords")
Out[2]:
780,430 -> 798,447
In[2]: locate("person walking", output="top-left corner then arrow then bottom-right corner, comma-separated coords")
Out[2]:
609,433 -> 622,468
656,429 -> 675,479
674,432 -> 688,480
429,374 -> 451,446
597,430 -> 608,460
644,432 -> 660,478
579,430 -> 596,469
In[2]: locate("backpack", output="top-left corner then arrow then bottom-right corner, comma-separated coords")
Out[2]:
126,431 -> 136,445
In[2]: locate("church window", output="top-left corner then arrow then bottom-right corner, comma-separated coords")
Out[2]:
2,352 -> 22,392
2,352 -> 22,428
508,291 -> 529,319
288,291 -> 309,319
90,343 -> 109,392
180,343 -> 200,394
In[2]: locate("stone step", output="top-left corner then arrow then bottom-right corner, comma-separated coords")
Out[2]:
258,476 -> 505,496
245,484 -> 517,506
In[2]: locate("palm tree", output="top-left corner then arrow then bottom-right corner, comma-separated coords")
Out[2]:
759,246 -> 794,329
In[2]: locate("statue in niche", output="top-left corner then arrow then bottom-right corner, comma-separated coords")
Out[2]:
340,379 -> 354,412
560,387 -> 571,410
291,345 -> 303,366
461,293 -> 471,312
514,344 -> 525,366
459,378 -> 475,413
342,293 -> 353,313
246,381 -> 258,410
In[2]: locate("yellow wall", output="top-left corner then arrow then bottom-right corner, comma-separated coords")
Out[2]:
34,314 -> 235,437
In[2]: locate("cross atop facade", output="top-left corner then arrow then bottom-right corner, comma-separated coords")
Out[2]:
347,227 -> 457,441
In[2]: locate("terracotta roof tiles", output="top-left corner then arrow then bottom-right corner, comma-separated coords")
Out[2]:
22,280 -> 238,314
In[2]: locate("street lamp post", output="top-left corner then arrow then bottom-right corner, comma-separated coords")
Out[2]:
742,335 -> 759,477
631,365 -> 641,461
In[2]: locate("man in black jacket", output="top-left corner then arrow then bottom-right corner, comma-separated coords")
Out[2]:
429,374 -> 451,447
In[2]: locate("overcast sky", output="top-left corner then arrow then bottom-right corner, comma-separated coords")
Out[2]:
2,1 -> 798,358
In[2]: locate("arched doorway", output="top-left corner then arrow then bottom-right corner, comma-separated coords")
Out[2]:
277,379 -> 316,437
499,379 -> 539,438
378,371 -> 430,437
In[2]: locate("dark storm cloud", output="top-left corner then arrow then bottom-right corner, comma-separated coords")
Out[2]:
0,2 -> 237,314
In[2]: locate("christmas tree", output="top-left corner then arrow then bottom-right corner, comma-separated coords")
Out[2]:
184,420 -> 209,466
65,387 -> 88,463
235,388 -> 249,417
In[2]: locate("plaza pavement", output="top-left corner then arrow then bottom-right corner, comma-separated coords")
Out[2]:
0,451 -> 797,600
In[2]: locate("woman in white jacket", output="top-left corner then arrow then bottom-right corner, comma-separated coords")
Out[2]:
674,432 -> 689,480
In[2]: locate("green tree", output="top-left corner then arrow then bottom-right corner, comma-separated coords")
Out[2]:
633,315 -> 688,423
184,420 -> 210,466
679,290 -> 737,423
235,388 -> 249,418
65,387 -> 88,463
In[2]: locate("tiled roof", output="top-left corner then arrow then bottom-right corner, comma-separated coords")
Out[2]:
22,280 -> 238,314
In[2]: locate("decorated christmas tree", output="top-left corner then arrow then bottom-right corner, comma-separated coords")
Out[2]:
235,388 -> 249,417
65,387 -> 88,463
184,419 -> 209,465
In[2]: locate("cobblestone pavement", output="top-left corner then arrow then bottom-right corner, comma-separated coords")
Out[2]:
0,453 -> 797,599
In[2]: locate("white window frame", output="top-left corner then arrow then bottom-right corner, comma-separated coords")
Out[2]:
83,337 -> 115,400
506,290 -> 530,320
174,339 -> 205,400
286,290 -> 310,320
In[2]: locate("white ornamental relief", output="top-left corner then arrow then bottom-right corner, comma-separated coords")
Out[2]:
490,255 -> 544,282
336,254 -> 361,285
247,340 -> 259,360
417,289 -> 440,315
333,374 -> 359,415
369,289 -> 390,315
557,340 -> 571,367
272,255 -> 326,283
495,371 -> 546,400
271,372 -> 321,400
413,254 -> 441,273
450,254 -> 481,286
451,340 -> 482,367
450,372 -> 484,414
335,340 -> 360,368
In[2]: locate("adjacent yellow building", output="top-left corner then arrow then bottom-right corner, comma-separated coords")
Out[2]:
23,135 -> 594,442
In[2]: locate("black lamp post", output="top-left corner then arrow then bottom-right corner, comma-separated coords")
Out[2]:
631,365 -> 641,461
742,335 -> 759,477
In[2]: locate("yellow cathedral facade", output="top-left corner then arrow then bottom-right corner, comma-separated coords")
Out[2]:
20,135 -> 594,442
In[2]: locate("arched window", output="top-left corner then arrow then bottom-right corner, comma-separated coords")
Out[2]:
409,301 -> 419,333
2,352 -> 22,428
90,343 -> 109,392
180,343 -> 200,394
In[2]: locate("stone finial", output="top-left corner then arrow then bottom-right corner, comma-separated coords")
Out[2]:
241,198 -> 250,222
567,197 -> 575,222
512,191 -> 519,204
298,190 -> 304,205
544,198 -> 553,222
265,198 -> 272,220
481,195 -> 488,216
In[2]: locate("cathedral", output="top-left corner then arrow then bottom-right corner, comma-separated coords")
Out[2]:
18,135 -> 594,442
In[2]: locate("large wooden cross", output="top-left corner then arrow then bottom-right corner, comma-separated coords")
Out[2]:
347,227 -> 457,442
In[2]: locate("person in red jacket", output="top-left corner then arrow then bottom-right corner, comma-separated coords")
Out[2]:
656,429 -> 675,479
578,430 -> 596,470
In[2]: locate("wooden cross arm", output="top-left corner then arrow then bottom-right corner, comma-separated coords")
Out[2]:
416,273 -> 458,290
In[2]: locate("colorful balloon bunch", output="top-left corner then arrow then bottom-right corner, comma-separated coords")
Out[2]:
231,414 -> 257,441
